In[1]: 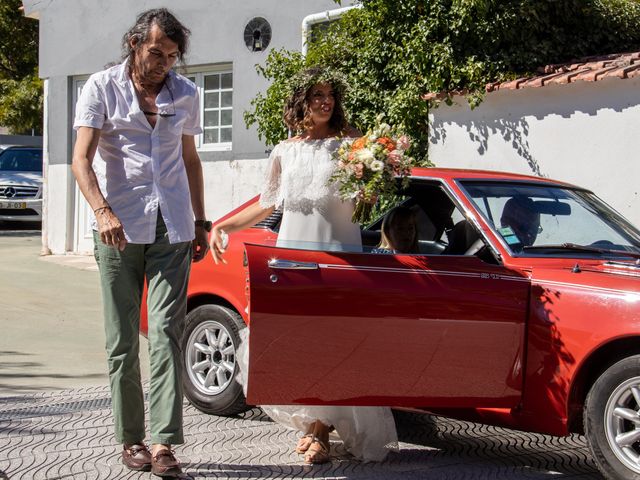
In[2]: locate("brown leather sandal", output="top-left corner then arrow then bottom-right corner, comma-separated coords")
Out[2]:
304,436 -> 331,464
295,433 -> 314,454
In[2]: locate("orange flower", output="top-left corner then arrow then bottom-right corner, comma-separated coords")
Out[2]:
377,137 -> 396,152
352,136 -> 367,151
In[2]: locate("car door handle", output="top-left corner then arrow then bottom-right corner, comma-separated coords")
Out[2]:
267,259 -> 319,270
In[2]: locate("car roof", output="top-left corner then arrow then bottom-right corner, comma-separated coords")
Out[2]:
410,167 -> 581,189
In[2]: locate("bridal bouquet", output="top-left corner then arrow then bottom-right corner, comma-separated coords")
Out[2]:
331,118 -> 413,224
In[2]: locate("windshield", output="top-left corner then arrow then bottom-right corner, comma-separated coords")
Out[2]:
0,148 -> 43,173
460,181 -> 640,257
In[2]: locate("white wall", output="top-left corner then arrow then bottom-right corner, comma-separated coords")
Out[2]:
202,157 -> 267,223
44,164 -> 75,252
429,77 -> 640,227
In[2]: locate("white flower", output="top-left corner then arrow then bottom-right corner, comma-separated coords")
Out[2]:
370,159 -> 384,171
356,148 -> 375,164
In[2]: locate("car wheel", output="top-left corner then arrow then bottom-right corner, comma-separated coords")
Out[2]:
181,304 -> 249,416
585,355 -> 640,480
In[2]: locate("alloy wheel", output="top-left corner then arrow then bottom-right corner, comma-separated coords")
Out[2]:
185,320 -> 237,396
604,375 -> 640,474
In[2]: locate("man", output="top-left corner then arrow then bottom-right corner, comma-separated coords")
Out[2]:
72,9 -> 208,477
500,196 -> 541,248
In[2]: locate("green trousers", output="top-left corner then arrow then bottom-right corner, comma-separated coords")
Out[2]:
93,215 -> 191,445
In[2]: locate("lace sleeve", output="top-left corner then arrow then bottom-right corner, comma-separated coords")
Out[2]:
259,144 -> 283,209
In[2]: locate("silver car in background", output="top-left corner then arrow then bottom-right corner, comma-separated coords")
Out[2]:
0,146 -> 43,222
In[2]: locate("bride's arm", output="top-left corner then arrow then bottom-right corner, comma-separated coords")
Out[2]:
210,143 -> 282,264
209,202 -> 275,264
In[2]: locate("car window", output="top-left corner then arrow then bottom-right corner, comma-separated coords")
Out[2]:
360,181 -> 491,259
0,148 -> 43,173
461,181 -> 640,256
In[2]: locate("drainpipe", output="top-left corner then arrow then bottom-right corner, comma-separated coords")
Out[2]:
301,4 -> 362,56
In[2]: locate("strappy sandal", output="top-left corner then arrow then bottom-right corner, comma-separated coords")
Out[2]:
295,433 -> 314,454
304,436 -> 331,465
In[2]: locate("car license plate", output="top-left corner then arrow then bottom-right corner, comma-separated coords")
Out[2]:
0,201 -> 26,209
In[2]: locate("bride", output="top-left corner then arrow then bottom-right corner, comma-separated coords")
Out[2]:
209,66 -> 398,464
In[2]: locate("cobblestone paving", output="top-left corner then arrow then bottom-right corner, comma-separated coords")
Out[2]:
0,385 -> 602,479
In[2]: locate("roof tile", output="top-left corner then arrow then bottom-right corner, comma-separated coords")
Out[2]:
491,51 -> 640,91
425,51 -> 640,101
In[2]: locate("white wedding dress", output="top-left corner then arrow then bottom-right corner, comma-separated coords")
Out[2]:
239,137 -> 398,462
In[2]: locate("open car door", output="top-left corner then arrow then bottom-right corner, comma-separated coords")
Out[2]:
245,243 -> 530,409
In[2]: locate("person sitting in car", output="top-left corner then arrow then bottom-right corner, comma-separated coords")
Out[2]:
372,206 -> 419,254
500,196 -> 541,248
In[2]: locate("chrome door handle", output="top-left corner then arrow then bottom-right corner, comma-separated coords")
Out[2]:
267,259 -> 319,270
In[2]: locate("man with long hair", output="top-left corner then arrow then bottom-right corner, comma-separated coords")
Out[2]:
72,8 -> 208,477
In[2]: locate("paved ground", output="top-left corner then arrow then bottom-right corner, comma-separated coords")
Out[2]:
1,386 -> 601,480
0,224 -> 604,479
0,222 -> 150,395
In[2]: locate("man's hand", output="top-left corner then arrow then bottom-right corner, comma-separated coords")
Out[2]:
96,207 -> 127,251
192,226 -> 209,262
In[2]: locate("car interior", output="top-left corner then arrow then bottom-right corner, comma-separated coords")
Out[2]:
256,179 -> 499,263
361,179 -> 498,263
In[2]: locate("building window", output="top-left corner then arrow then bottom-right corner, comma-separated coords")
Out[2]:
186,67 -> 233,150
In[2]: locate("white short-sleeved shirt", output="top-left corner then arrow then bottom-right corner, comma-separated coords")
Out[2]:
73,60 -> 202,244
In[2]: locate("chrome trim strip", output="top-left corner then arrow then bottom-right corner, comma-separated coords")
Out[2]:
318,263 -> 530,282
535,279 -> 640,298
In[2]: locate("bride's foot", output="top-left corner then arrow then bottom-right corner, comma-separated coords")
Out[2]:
295,433 -> 314,454
304,437 -> 330,464
302,421 -> 331,464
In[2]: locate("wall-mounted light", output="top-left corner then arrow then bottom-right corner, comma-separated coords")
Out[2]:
244,17 -> 271,52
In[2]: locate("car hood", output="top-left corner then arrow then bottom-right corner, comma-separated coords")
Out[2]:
0,171 -> 42,187
578,260 -> 640,279
531,258 -> 640,294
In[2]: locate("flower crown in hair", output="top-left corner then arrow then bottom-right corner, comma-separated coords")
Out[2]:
287,66 -> 349,98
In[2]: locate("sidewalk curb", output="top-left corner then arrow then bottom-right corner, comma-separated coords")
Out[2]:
39,253 -> 98,271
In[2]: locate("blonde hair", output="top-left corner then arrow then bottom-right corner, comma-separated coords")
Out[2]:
378,206 -> 419,253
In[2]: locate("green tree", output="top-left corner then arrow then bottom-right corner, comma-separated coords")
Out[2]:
245,0 -> 640,163
0,0 -> 41,134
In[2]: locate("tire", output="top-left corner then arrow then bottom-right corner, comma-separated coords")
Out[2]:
181,304 -> 250,416
585,355 -> 640,480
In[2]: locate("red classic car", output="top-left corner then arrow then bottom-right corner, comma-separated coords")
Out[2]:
142,167 -> 640,480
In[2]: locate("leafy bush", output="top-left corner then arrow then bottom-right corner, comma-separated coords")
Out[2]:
245,0 -> 640,163
0,0 -> 41,134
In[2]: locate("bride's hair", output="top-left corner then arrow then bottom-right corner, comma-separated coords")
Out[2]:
283,66 -> 348,134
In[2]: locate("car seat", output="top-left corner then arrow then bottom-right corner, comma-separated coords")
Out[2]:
445,220 -> 481,255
